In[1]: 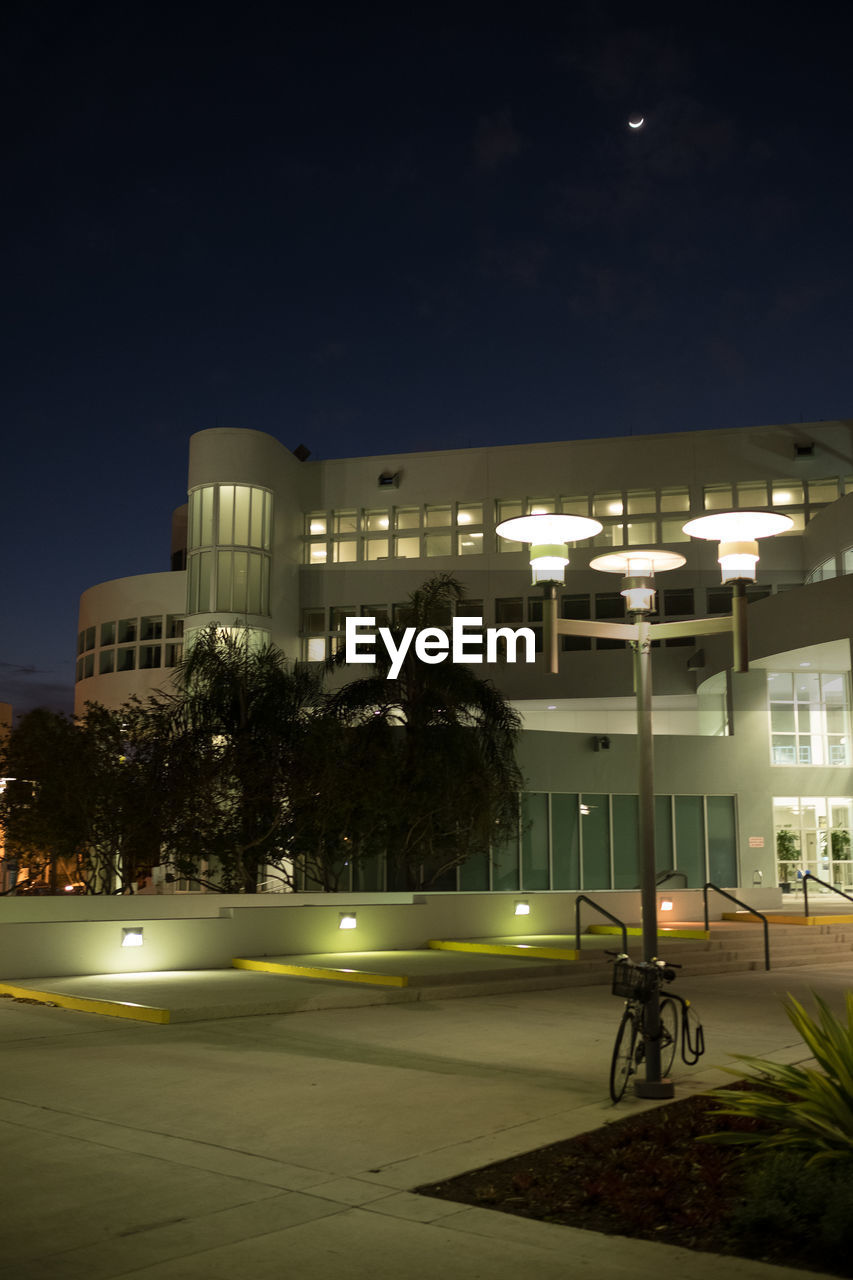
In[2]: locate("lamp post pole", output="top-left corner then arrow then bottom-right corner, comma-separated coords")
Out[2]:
495,509 -> 793,1098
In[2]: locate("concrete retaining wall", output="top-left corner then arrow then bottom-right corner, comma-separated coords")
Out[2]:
0,887 -> 783,979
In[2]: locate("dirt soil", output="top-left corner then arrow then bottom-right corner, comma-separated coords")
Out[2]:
417,1087 -> 850,1277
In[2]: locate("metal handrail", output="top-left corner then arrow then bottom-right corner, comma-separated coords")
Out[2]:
703,882 -> 770,970
800,870 -> 853,917
656,869 -> 688,888
574,894 -> 628,954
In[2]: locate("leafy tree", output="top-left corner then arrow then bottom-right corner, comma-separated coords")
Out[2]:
157,626 -> 325,893
328,574 -> 523,889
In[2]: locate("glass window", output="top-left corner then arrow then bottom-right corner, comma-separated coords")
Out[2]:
592,523 -> 624,548
808,478 -> 839,505
457,503 -> 482,525
165,643 -> 183,667
100,621 -> 116,646
456,598 -> 484,617
218,485 -> 234,543
496,499 -> 522,522
425,505 -> 451,528
581,795 -> 610,889
674,795 -> 705,887
626,490 -> 655,515
301,609 -> 325,635
595,593 -> 625,620
703,484 -> 732,510
139,646 -> 161,670
304,637 -> 326,662
84,626 -> 96,651
118,618 -> 137,644
521,793 -> 549,890
551,793 -> 580,889
660,488 -> 689,512
561,594 -> 591,651
83,653 -> 94,678
664,588 -> 694,616
660,518 -> 689,543
736,481 -> 767,507
561,495 -> 589,515
140,616 -> 162,642
593,493 -> 623,517
394,536 -> 420,558
495,598 -> 523,625
362,604 -> 390,626
363,510 -> 390,532
189,486 -> 215,548
166,616 -> 183,639
306,542 -> 328,564
772,481 -> 804,506
395,507 -> 420,530
458,532 -> 483,555
707,586 -> 733,614
364,537 -> 389,561
528,499 -> 555,515
425,533 -> 451,556
332,541 -> 358,563
612,794 -> 639,889
77,631 -> 85,655
333,510 -> 358,534
330,607 -> 356,631
117,647 -> 135,672
99,650 -> 115,675
233,486 -> 251,545
768,671 -> 850,766
626,520 -> 656,545
306,513 -> 327,536
75,657 -> 83,681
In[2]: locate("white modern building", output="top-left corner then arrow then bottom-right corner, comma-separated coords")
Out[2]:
75,419 -> 853,897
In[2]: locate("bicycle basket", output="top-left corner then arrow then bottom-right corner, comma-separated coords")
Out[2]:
611,956 -> 647,998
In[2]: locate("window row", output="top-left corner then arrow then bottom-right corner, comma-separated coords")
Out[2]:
75,643 -> 183,682
774,795 -> 853,891
188,484 -> 273,551
768,672 -> 850,766
78,615 -> 183,654
187,550 -> 271,616
316,792 -> 737,893
805,546 -> 853,585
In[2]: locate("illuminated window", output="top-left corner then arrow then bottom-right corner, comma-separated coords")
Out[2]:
333,510 -> 358,534
496,499 -> 522,522
394,536 -> 420,558
626,490 -> 655,515
306,514 -> 327,536
425,505 -> 451,528
395,507 -> 420,530
774,796 -> 853,891
592,523 -> 625,547
808,478 -> 839,505
771,481 -> 804,507
332,540 -> 358,563
306,542 -> 327,564
660,518 -> 689,542
768,672 -> 850,767
660,488 -> 690,512
458,532 -> 483,555
561,495 -> 589,515
736,481 -> 767,507
364,537 -> 389,561
593,493 -> 623,517
457,503 -> 483,525
703,484 -> 732,510
363,510 -> 390,532
626,520 -> 656,545
527,499 -> 555,515
425,533 -> 452,556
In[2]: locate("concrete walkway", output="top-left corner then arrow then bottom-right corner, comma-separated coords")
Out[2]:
2,959 -> 849,1278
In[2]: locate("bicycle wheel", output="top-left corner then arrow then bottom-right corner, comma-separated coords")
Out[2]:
609,1007 -> 638,1102
658,997 -> 678,1077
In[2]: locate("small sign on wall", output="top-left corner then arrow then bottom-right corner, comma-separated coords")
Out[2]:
748,836 -> 765,848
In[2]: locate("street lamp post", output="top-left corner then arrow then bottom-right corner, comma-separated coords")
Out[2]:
496,509 -> 792,1098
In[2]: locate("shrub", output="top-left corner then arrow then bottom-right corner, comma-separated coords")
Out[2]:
703,991 -> 853,1164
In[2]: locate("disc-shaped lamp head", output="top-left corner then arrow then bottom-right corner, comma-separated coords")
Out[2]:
682,511 -> 793,582
496,513 -> 603,584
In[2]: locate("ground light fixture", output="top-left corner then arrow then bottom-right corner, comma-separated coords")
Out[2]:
500,510 -> 791,1099
495,513 -> 602,584
339,912 -> 358,930
121,928 -> 144,947
514,900 -> 531,916
660,899 -> 674,912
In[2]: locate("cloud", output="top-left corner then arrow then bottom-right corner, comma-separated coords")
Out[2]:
473,109 -> 523,171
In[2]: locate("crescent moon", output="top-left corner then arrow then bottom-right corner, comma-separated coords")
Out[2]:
628,116 -> 645,129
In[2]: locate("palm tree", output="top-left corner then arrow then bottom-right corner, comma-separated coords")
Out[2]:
161,626 -> 324,892
329,574 -> 523,889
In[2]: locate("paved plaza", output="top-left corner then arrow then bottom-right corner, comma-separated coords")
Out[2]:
1,957 -> 849,1279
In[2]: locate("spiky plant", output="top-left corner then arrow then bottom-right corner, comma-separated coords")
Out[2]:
702,992 -> 853,1165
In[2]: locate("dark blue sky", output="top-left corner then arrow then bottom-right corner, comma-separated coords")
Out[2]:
2,1 -> 852,716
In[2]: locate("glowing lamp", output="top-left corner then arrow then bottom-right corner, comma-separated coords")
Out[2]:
121,928 -> 144,948
589,549 -> 686,614
682,512 -> 793,582
660,899 -> 674,912
496,514 -> 603,584
339,912 -> 357,930
514,900 -> 530,916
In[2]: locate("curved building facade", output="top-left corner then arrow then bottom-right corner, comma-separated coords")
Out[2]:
75,418 -> 853,895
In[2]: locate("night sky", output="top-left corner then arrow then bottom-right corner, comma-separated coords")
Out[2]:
2,1 -> 851,717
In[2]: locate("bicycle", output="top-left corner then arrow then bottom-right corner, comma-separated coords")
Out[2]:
607,952 -> 705,1103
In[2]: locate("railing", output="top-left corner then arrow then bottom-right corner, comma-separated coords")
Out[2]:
656,869 -> 688,888
800,870 -> 853,917
574,894 -> 628,954
703,882 -> 770,971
